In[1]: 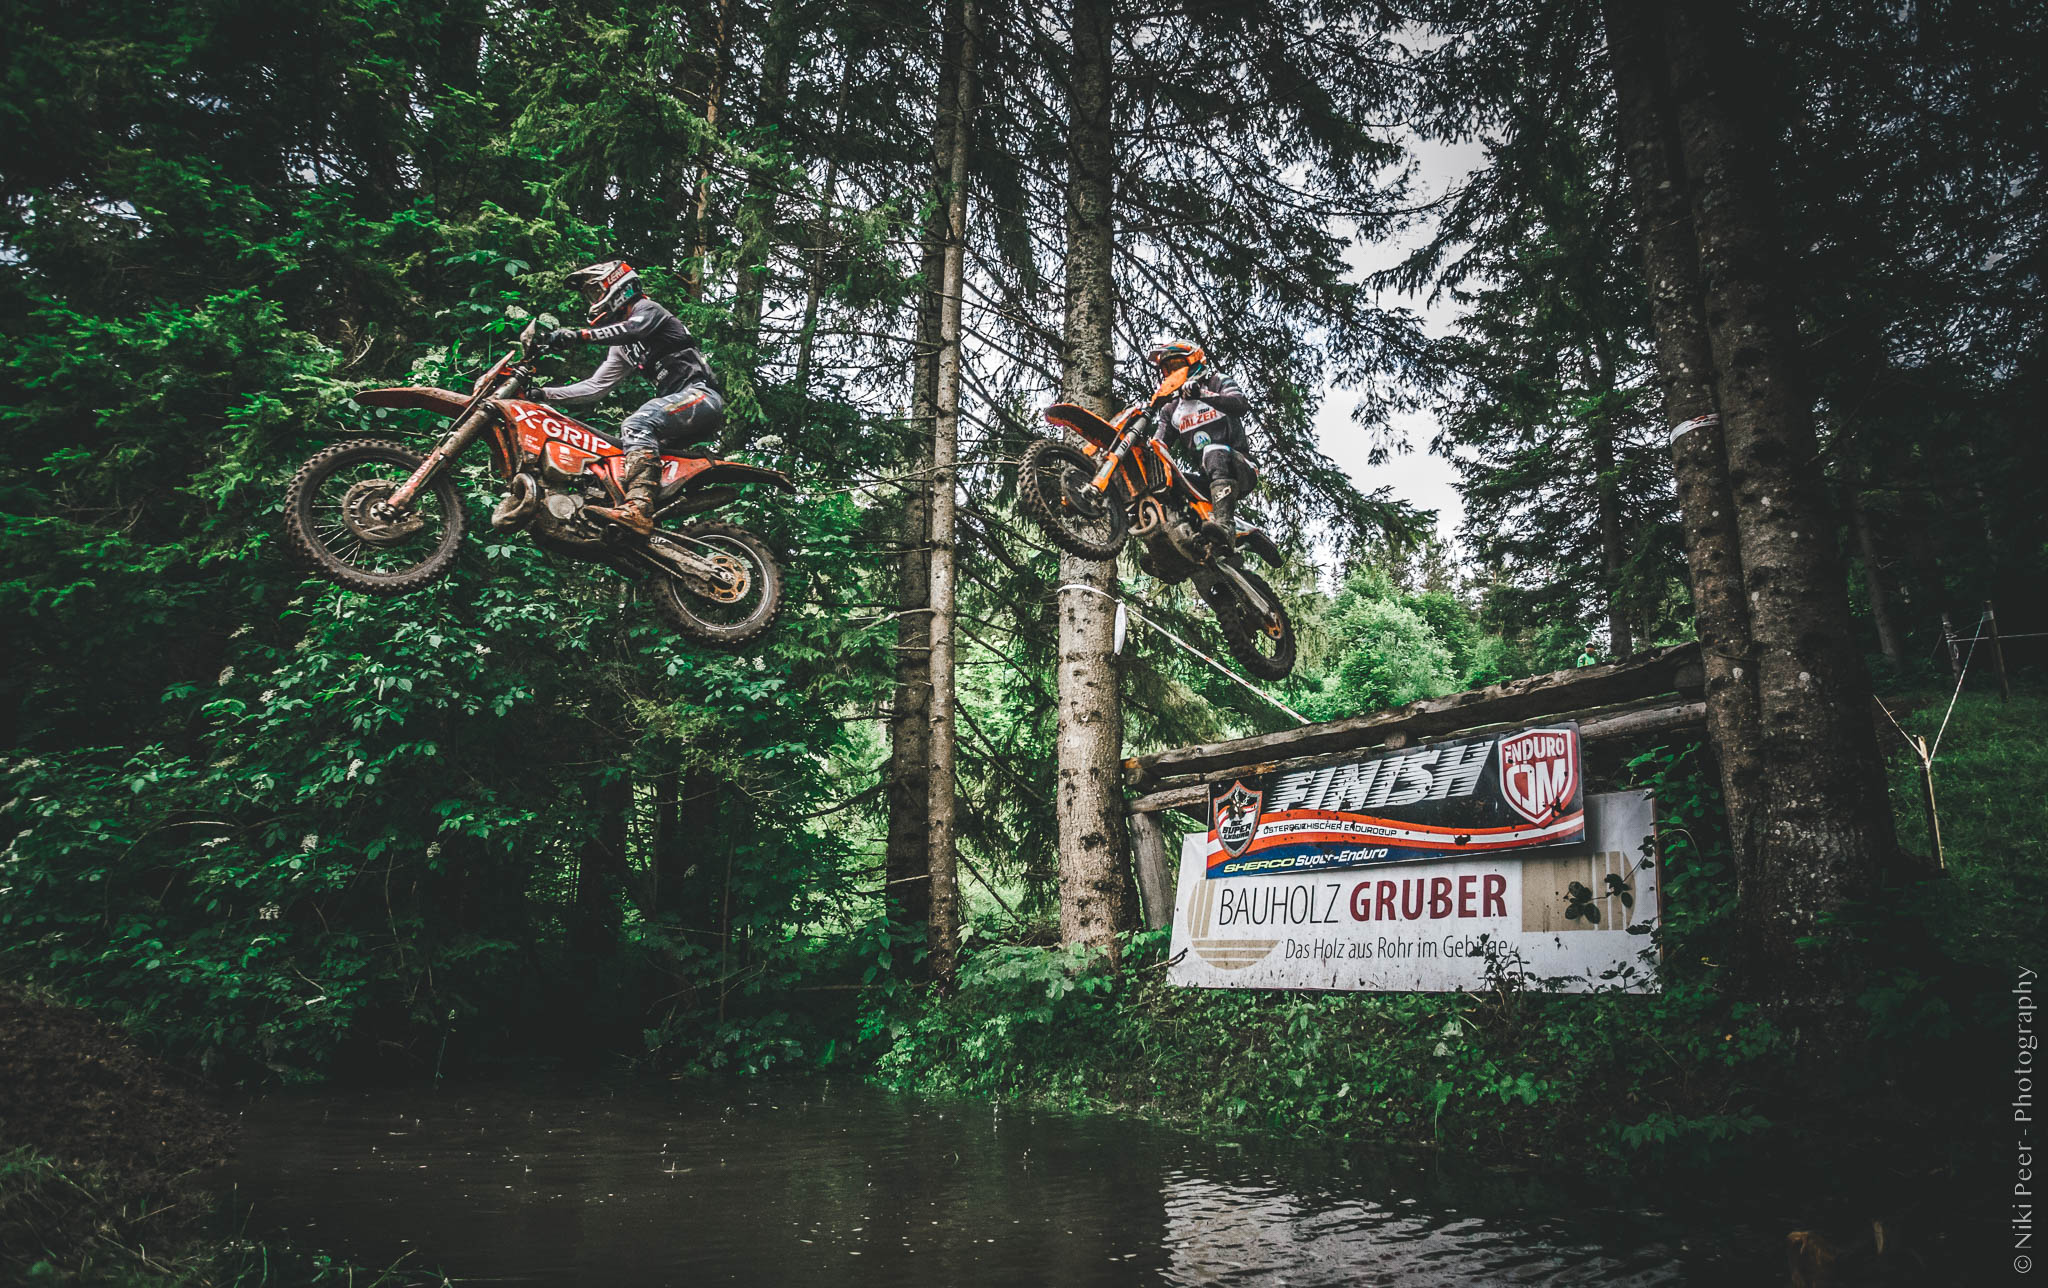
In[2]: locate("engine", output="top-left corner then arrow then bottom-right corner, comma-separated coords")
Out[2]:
1133,496 -> 1204,583
490,471 -> 608,548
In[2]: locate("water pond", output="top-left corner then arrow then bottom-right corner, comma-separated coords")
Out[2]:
223,1074 -> 1782,1286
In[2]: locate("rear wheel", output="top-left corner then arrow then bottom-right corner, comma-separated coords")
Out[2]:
645,521 -> 782,647
1019,438 -> 1128,560
282,438 -> 465,596
1201,566 -> 1297,681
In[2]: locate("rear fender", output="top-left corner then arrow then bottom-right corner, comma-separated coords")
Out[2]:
1240,527 -> 1283,568
685,460 -> 797,494
657,459 -> 797,506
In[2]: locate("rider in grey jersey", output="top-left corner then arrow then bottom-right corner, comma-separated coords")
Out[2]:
540,260 -> 725,535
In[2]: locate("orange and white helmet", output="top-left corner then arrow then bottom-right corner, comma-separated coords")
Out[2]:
1145,336 -> 1207,379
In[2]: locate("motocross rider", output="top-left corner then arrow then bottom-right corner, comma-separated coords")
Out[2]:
538,260 -> 725,536
1146,337 -> 1255,547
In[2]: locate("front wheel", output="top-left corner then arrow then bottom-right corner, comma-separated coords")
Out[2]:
1202,567 -> 1297,682
1019,438 -> 1128,560
646,521 -> 782,647
282,438 -> 465,596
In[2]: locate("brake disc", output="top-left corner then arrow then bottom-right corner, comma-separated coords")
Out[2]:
1059,467 -> 1110,518
341,479 -> 427,544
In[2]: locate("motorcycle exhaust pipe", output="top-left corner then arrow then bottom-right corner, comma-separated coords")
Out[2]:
490,472 -> 543,531
1131,495 -> 1166,539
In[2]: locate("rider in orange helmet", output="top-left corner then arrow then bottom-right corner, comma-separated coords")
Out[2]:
1146,337 -> 1255,547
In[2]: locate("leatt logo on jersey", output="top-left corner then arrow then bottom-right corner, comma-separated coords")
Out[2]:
1214,781 -> 1264,857
1498,728 -> 1579,826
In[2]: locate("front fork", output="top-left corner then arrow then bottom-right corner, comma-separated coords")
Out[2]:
1087,422 -> 1147,493
385,399 -> 501,510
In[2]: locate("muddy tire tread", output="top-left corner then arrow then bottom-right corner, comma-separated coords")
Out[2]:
281,438 -> 465,596
1202,566 -> 1297,682
1019,438 -> 1129,560
646,520 -> 782,648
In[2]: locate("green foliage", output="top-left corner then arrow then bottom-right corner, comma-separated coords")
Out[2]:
1299,570 -> 1457,718
1,1147 -> 437,1286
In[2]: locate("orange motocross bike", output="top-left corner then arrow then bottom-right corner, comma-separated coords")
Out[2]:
282,321 -> 792,646
1020,366 -> 1296,680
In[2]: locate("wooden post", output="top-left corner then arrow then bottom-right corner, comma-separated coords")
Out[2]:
1128,810 -> 1175,931
1941,612 -> 1961,681
1986,600 -> 2011,702
1914,735 -> 1944,872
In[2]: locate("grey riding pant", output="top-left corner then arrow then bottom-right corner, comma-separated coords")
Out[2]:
619,382 -> 725,456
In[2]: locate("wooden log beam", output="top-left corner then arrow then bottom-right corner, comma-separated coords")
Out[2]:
1129,782 -> 1210,815
1127,811 -> 1175,929
1123,644 -> 1699,790
1125,692 -> 1706,812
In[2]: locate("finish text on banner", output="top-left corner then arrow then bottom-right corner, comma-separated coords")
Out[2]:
1207,723 -> 1585,878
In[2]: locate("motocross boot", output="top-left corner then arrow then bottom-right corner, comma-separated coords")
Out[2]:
1201,477 -> 1240,549
588,449 -> 660,536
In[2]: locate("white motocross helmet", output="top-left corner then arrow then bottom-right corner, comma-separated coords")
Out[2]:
567,259 -> 642,324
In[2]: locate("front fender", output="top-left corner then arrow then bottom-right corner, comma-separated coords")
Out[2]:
355,386 -> 471,417
1042,402 -> 1121,451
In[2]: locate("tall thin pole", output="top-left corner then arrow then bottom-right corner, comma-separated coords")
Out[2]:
1985,601 -> 2011,702
926,0 -> 978,986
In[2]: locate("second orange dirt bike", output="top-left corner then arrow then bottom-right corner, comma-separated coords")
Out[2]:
282,322 -> 791,646
1020,366 -> 1296,680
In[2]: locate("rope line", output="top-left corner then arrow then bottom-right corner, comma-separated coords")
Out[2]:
1931,611 -> 1989,763
1056,582 -> 1311,725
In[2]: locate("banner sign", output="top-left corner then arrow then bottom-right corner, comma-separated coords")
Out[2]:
1205,723 -> 1584,878
1170,790 -> 1659,994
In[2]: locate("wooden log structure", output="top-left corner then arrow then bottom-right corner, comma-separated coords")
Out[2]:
1123,644 -> 1707,928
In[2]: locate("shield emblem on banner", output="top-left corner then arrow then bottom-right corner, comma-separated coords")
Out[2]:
1498,728 -> 1579,826
1213,781 -> 1264,857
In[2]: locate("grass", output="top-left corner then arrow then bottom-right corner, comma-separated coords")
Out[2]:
0,1148 -> 440,1287
1881,683 -> 2048,967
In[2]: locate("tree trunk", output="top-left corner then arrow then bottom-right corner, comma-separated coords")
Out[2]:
925,0 -> 979,985
1666,0 -> 1899,1002
1583,347 -> 1633,658
573,772 -> 629,960
1847,472 -> 1903,666
882,0 -> 963,977
731,0 -> 802,353
653,769 -> 683,914
1603,0 -> 1766,920
794,44 -> 861,388
687,0 -> 735,300
884,453 -> 933,959
1055,0 -> 1139,961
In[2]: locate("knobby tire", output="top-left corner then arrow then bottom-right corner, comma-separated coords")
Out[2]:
646,520 -> 782,648
1203,566 -> 1297,682
282,438 -> 465,596
1019,438 -> 1129,560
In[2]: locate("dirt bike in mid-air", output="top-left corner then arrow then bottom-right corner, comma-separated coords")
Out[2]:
1020,365 -> 1296,680
282,322 -> 792,646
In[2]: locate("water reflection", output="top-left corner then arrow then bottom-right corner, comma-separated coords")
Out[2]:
222,1076 -> 1694,1287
